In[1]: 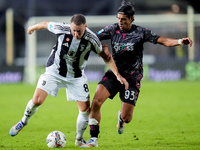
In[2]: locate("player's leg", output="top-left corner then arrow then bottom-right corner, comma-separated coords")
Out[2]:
9,88 -> 48,136
117,78 -> 140,134
9,73 -> 59,137
65,74 -> 90,146
89,83 -> 110,128
81,84 -> 110,147
22,88 -> 48,124
121,102 -> 134,123
75,100 -> 90,146
117,102 -> 134,134
81,71 -> 119,147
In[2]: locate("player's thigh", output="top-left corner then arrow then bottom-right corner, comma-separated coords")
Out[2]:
37,73 -> 62,97
32,88 -> 48,105
66,74 -> 89,102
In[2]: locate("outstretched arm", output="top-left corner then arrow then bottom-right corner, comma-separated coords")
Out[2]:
99,43 -> 129,90
27,21 -> 49,35
157,37 -> 193,47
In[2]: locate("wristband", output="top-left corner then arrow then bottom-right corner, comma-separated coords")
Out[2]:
178,39 -> 182,45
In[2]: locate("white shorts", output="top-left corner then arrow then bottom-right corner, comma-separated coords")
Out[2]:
36,72 -> 90,102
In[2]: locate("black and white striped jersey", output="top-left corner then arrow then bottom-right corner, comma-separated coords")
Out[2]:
46,22 -> 102,78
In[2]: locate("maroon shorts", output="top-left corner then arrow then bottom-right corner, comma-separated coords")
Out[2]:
99,70 -> 142,106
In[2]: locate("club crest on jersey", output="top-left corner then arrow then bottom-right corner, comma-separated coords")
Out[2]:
122,33 -> 126,40
80,44 -> 85,51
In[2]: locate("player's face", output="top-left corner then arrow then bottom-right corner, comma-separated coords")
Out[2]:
117,13 -> 133,31
70,22 -> 87,39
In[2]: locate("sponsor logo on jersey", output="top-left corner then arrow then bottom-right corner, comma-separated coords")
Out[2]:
121,45 -> 127,51
68,51 -> 75,56
114,42 -> 134,52
63,54 -> 77,63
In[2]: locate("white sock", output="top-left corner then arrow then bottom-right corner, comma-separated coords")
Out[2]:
88,118 -> 98,125
21,99 -> 39,125
76,110 -> 89,140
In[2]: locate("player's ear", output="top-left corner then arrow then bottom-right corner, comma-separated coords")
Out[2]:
131,16 -> 134,22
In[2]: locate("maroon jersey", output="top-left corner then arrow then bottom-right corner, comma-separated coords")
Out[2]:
97,23 -> 160,77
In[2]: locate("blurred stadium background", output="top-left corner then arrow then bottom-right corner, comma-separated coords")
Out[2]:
0,0 -> 200,84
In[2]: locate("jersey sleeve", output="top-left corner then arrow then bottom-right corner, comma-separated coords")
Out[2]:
48,22 -> 71,34
143,28 -> 160,44
92,36 -> 102,56
85,28 -> 102,56
96,24 -> 114,41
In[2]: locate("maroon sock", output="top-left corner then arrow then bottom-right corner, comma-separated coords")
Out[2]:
90,125 -> 100,138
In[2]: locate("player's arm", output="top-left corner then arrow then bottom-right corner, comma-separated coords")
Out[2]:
157,37 -> 193,47
99,43 -> 129,90
27,21 -> 49,35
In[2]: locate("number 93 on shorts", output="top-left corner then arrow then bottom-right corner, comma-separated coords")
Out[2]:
120,87 -> 139,106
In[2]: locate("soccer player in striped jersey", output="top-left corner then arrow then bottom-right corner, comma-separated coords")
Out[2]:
9,14 -> 128,147
82,1 -> 193,147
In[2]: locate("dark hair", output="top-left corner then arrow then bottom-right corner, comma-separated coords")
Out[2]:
70,14 -> 86,25
118,0 -> 135,18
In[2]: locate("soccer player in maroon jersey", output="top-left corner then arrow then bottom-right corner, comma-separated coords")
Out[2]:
82,1 -> 193,147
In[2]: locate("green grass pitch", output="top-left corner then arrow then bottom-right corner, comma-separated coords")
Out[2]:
0,81 -> 200,150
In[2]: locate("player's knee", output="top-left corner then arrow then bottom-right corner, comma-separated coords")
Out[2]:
80,104 -> 90,112
123,118 -> 132,123
121,115 -> 132,123
32,88 -> 48,106
32,96 -> 44,106
91,97 -> 103,109
32,100 -> 41,106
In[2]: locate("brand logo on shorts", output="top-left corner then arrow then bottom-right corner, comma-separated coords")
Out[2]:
102,77 -> 108,81
42,80 -> 46,86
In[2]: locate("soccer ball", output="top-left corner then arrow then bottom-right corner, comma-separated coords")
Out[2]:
46,131 -> 67,148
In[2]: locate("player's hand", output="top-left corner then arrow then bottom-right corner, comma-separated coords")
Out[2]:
181,37 -> 193,47
27,26 -> 35,35
116,75 -> 129,90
